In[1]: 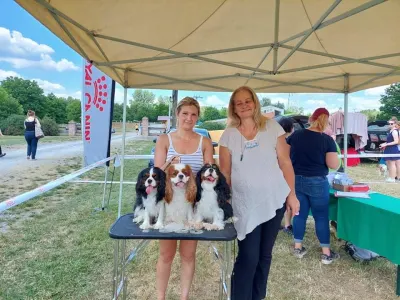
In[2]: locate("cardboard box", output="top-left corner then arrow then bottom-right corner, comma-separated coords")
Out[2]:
332,183 -> 350,192
332,182 -> 369,193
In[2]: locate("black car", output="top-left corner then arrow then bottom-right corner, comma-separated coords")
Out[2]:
274,114 -> 310,130
364,120 -> 390,153
148,127 -> 218,167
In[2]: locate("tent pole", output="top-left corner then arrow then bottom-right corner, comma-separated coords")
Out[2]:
343,74 -> 349,173
117,80 -> 128,219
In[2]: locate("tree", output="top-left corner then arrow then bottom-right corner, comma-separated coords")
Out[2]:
66,99 -> 81,122
1,77 -> 46,117
113,103 -> 124,121
43,93 -> 67,124
272,101 -> 285,110
378,83 -> 400,120
260,97 -> 271,107
219,107 -> 227,118
360,109 -> 379,122
132,89 -> 155,104
0,87 -> 23,121
202,106 -> 221,121
286,105 -> 304,115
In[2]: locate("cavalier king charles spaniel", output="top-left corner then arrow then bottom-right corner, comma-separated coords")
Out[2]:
163,163 -> 197,231
133,167 -> 166,230
194,163 -> 234,230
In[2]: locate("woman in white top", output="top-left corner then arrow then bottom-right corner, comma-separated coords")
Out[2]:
219,86 -> 299,300
154,97 -> 214,300
24,110 -> 41,160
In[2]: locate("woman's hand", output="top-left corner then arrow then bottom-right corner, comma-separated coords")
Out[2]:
379,142 -> 387,148
286,194 -> 300,217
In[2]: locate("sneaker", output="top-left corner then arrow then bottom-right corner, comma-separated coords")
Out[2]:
293,247 -> 307,258
386,178 -> 396,183
321,250 -> 340,265
0,153 -> 5,158
282,225 -> 293,235
27,156 -> 30,160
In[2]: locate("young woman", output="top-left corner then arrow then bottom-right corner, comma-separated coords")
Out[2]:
153,97 -> 214,300
379,117 -> 400,182
287,108 -> 340,264
219,86 -> 299,300
0,128 -> 6,158
24,110 -> 41,160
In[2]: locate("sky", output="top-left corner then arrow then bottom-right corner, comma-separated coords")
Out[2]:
0,0 -> 391,115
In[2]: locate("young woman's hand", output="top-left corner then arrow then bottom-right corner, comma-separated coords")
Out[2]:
379,142 -> 387,148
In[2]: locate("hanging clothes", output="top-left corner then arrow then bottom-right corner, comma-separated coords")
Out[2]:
347,113 -> 368,150
329,110 -> 344,135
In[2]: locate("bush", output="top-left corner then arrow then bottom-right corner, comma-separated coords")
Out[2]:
0,114 -> 25,135
197,121 -> 226,131
40,117 -> 59,136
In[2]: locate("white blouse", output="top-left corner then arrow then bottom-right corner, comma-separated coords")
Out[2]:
219,119 -> 290,240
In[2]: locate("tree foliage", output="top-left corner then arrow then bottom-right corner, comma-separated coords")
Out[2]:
0,87 -> 23,121
41,116 -> 60,136
66,99 -> 81,122
44,93 -> 68,124
0,114 -> 26,135
378,83 -> 400,120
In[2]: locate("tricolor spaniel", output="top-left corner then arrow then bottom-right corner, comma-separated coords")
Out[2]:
164,163 -> 197,231
133,167 -> 166,230
194,163 -> 233,230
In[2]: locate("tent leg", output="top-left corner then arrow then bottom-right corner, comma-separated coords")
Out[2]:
343,75 -> 349,173
101,165 -> 109,210
117,86 -> 128,219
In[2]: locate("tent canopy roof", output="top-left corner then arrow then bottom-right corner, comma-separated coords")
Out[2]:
16,0 -> 400,93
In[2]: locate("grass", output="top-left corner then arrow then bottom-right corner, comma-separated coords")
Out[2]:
0,150 -> 399,299
1,135 -> 81,148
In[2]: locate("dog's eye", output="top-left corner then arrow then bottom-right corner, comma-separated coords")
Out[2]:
212,164 -> 218,169
173,170 -> 179,176
153,174 -> 157,178
145,173 -> 150,178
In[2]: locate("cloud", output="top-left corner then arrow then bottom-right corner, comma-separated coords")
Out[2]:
364,85 -> 389,96
0,69 -> 21,81
0,27 -> 54,57
32,78 -> 66,94
270,97 -> 289,107
306,99 -> 328,106
0,54 -> 79,72
199,95 -> 228,108
348,96 -> 381,111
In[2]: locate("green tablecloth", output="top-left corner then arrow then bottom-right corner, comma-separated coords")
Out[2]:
329,191 -> 400,265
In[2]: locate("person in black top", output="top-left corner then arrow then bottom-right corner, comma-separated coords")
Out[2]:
287,108 -> 340,265
24,110 -> 41,160
0,129 -> 6,158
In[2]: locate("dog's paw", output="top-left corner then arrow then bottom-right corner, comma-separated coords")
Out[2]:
153,222 -> 164,230
139,223 -> 152,230
133,217 -> 143,224
203,223 -> 217,231
212,223 -> 225,230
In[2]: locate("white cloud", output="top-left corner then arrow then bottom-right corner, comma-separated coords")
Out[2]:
306,99 -> 328,106
364,85 -> 389,96
199,95 -> 227,108
33,78 -> 65,94
0,27 -> 54,57
0,69 -> 21,81
348,96 -> 381,111
0,54 -> 79,72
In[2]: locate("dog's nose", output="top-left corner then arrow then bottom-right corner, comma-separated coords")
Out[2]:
178,174 -> 184,180
147,178 -> 153,184
209,168 -> 214,173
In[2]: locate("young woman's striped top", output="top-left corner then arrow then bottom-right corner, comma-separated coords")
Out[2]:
167,133 -> 204,174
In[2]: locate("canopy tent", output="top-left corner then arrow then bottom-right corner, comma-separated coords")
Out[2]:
15,0 -> 400,217
15,0 -> 400,93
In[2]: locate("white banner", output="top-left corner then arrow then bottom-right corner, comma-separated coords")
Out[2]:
81,61 -> 115,166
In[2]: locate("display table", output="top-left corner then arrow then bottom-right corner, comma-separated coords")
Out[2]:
329,191 -> 400,296
109,213 -> 237,299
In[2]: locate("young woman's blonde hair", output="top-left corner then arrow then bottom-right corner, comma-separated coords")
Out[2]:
227,86 -> 267,130
27,110 -> 35,117
176,97 -> 200,116
309,114 -> 329,132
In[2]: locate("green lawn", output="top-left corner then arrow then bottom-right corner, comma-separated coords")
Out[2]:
1,135 -> 82,147
0,148 -> 398,300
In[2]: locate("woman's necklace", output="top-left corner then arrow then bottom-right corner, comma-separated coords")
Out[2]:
239,124 -> 257,161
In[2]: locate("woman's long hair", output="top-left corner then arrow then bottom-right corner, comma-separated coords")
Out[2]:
309,114 -> 329,132
227,86 -> 267,130
27,110 -> 35,117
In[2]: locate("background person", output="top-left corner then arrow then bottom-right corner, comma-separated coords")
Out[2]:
153,97 -> 214,300
0,128 -> 6,158
287,108 -> 340,264
219,86 -> 299,300
24,110 -> 41,160
379,117 -> 400,182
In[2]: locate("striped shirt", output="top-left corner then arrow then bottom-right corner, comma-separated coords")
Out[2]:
167,133 -> 204,174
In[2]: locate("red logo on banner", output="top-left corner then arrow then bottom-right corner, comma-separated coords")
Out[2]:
84,62 -> 109,142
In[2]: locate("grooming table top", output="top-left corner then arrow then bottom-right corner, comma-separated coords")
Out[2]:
109,213 -> 237,241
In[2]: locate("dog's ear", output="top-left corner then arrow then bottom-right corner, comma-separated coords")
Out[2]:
215,169 -> 231,206
195,169 -> 203,202
155,168 -> 166,202
164,166 -> 173,204
135,169 -> 146,195
185,165 -> 197,203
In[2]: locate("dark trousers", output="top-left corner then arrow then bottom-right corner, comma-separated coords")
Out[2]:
232,205 -> 285,300
25,131 -> 38,159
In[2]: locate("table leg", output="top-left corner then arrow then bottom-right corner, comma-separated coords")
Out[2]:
112,240 -> 120,299
121,240 -> 127,300
225,241 -> 232,300
397,265 -> 400,296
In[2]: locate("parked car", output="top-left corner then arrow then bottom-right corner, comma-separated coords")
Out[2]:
148,127 -> 218,167
274,114 -> 310,130
364,120 -> 390,154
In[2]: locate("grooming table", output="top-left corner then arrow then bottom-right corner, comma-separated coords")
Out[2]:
109,213 -> 237,299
